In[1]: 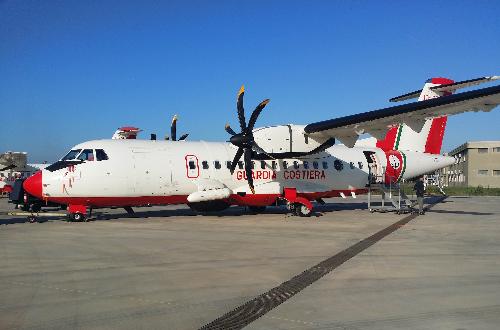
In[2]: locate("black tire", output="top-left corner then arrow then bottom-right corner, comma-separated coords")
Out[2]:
248,206 -> 266,214
28,215 -> 37,223
30,203 -> 42,212
294,203 -> 312,217
72,212 -> 85,222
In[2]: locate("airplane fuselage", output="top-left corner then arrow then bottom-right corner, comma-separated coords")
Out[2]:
32,139 -> 454,210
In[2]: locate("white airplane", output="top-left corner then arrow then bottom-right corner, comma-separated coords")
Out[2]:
23,76 -> 500,220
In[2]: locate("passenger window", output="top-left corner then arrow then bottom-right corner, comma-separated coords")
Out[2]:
283,161 -> 288,169
226,161 -> 232,169
250,161 -> 255,169
238,161 -> 244,169
261,161 -> 266,169
293,161 -> 299,169
77,149 -> 94,161
303,161 -> 309,169
313,161 -> 319,169
334,159 -> 343,171
189,161 -> 196,170
62,149 -> 81,160
272,161 -> 277,170
322,161 -> 328,169
350,162 -> 355,169
214,161 -> 221,169
96,149 -> 108,161
358,161 -> 364,169
202,161 -> 209,169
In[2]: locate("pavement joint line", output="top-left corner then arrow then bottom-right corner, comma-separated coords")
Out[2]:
200,196 -> 447,330
5,280 -> 178,307
267,316 -> 316,326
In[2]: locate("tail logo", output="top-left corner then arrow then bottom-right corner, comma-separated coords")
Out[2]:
388,155 -> 401,170
385,150 -> 406,183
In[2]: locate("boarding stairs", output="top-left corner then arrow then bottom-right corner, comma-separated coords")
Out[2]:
367,173 -> 414,214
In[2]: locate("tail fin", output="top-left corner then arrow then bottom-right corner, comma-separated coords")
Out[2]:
376,77 -> 454,154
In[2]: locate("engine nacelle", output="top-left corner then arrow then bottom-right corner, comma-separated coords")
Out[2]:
252,124 -> 332,156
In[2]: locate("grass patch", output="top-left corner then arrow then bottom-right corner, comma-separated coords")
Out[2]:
401,184 -> 500,196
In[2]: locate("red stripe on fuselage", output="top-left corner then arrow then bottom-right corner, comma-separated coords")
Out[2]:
44,189 -> 370,208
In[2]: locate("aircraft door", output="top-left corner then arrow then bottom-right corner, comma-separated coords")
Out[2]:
132,149 -> 159,195
185,155 -> 199,178
363,151 -> 383,184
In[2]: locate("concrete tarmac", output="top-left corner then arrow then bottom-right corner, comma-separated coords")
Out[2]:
1,196 -> 499,329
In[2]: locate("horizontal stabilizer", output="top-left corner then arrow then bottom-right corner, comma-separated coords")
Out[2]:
431,76 -> 499,93
390,76 -> 499,103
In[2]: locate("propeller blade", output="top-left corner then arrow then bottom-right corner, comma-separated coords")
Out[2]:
237,85 -> 246,132
247,99 -> 270,132
252,142 -> 275,159
178,133 -> 189,141
0,164 -> 16,171
230,147 -> 244,175
244,148 -> 255,194
171,115 -> 178,141
225,123 -> 237,136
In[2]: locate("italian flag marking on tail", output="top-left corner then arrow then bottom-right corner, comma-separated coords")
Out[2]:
393,125 -> 404,151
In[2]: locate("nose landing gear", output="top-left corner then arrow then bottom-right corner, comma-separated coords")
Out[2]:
67,204 -> 88,222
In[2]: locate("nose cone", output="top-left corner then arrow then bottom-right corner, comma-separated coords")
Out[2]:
23,171 -> 43,198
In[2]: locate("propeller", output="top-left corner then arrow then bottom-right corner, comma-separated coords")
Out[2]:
166,115 -> 189,141
225,85 -> 270,194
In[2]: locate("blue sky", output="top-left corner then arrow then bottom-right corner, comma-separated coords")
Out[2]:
1,0 -> 499,163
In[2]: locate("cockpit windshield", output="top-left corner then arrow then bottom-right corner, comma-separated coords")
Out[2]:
61,149 -> 82,161
47,148 -> 108,172
77,149 -> 94,161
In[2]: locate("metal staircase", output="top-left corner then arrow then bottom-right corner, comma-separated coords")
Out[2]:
367,173 -> 414,214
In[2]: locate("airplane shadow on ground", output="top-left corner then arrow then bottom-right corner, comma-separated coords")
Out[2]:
1,196 -> 452,224
1,205 -> 363,224
99,202 -> 371,221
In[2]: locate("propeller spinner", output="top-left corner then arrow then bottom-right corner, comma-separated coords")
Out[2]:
225,86 -> 270,194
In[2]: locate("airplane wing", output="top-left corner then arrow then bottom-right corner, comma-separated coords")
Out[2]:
304,84 -> 500,147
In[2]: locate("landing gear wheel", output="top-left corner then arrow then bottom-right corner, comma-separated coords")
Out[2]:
248,206 -> 266,214
29,203 -> 42,212
294,203 -> 312,217
71,212 -> 85,222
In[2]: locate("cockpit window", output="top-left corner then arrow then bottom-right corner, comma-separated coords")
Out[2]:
61,149 -> 81,161
77,149 -> 95,161
96,149 -> 109,161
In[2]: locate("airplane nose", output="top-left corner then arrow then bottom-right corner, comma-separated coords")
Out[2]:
23,171 -> 43,199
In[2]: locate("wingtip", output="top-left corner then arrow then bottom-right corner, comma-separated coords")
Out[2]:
238,85 -> 245,96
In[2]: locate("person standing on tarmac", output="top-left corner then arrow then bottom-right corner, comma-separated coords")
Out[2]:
413,176 -> 425,215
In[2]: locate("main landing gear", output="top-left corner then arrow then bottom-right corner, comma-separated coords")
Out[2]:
291,203 -> 312,217
283,188 -> 313,217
